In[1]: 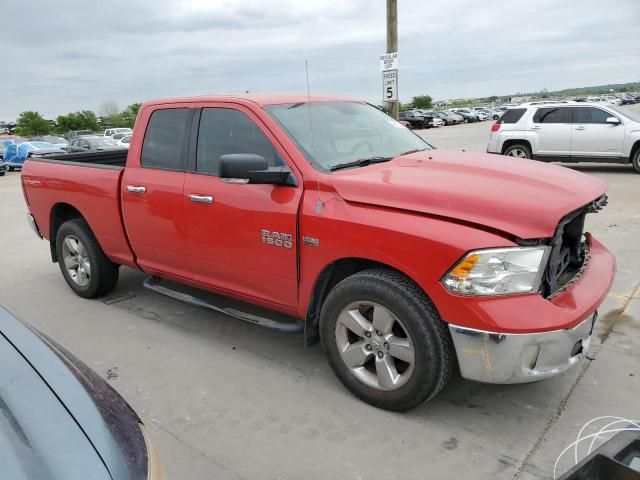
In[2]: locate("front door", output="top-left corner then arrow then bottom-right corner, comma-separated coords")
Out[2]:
571,107 -> 625,159
183,105 -> 302,308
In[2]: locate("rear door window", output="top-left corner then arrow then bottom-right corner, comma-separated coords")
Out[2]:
141,108 -> 191,171
499,108 -> 526,124
532,107 -> 572,123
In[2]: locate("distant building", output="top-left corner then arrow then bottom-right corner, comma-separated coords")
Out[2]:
509,96 -> 531,104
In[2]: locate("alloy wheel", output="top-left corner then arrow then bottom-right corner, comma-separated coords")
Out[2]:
62,235 -> 91,287
507,148 -> 528,158
334,301 -> 415,391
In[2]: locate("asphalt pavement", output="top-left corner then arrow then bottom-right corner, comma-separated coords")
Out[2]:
0,111 -> 638,479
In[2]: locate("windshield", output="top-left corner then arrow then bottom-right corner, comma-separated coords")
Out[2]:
266,101 -> 431,172
609,105 -> 640,123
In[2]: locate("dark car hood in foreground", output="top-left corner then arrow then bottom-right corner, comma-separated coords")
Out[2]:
0,306 -> 147,480
330,149 -> 607,239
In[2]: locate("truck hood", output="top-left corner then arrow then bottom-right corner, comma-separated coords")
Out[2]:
330,150 -> 607,239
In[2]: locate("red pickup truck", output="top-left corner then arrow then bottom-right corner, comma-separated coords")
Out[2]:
21,94 -> 615,410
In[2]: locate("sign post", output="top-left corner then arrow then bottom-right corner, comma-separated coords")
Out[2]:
380,52 -> 398,114
384,0 -> 398,119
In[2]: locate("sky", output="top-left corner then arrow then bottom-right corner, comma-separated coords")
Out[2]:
1,0 -> 639,120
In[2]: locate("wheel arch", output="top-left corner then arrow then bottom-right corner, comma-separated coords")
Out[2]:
304,257 -> 424,346
501,139 -> 532,155
629,139 -> 640,164
49,203 -> 87,262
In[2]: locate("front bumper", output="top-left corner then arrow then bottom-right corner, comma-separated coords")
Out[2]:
449,312 -> 596,383
433,235 -> 615,384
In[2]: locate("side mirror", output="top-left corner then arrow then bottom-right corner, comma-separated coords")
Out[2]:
606,116 -> 621,125
219,154 -> 296,186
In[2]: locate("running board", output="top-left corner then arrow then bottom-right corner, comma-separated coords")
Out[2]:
143,276 -> 303,334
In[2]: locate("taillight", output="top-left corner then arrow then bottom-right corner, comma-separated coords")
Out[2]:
20,173 -> 30,208
491,122 -> 501,132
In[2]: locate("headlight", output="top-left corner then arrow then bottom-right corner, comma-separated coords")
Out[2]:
442,246 -> 550,296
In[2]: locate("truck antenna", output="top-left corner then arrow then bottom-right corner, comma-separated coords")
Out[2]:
305,60 -> 323,214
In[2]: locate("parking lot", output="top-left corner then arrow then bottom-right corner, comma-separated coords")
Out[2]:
1,111 -> 638,480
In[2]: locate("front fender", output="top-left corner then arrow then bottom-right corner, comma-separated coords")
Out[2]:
297,193 -> 516,319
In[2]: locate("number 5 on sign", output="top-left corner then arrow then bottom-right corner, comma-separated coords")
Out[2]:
382,70 -> 398,102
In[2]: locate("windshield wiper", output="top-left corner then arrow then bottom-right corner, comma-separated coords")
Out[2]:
397,148 -> 428,156
329,156 -> 393,171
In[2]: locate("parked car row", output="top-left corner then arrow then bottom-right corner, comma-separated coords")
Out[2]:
0,128 -> 133,172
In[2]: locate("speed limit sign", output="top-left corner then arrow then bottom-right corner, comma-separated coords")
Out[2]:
382,69 -> 398,102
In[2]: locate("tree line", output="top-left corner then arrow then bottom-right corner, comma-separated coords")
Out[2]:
14,102 -> 142,137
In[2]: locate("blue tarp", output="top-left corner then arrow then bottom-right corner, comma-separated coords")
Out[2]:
3,142 -> 64,167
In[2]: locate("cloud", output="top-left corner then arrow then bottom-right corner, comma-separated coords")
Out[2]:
1,0 -> 639,119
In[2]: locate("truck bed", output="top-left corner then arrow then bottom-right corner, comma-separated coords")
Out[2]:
30,150 -> 127,169
22,151 -> 136,268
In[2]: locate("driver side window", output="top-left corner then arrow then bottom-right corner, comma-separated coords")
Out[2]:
196,108 -> 284,176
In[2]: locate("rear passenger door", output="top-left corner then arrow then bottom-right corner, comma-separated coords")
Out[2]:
182,104 -> 302,308
529,107 -> 572,159
570,107 -> 625,160
121,104 -> 194,278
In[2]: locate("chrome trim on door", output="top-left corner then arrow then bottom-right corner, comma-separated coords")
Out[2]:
220,178 -> 250,184
126,185 -> 146,194
188,194 -> 213,204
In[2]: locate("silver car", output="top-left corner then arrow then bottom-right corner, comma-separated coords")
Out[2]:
487,102 -> 640,173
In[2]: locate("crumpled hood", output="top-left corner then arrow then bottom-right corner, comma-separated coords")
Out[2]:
330,149 -> 607,239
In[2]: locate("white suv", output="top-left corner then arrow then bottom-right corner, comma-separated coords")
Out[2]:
487,102 -> 640,172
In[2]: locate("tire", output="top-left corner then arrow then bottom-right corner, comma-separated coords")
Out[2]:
463,118 -> 468,123
632,148 -> 640,173
0,171 -> 5,176
319,269 -> 455,411
7,167 -> 14,172
503,143 -> 532,159
493,115 -> 499,120
55,218 -> 119,298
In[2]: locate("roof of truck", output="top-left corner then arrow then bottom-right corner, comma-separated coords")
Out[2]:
142,93 -> 362,108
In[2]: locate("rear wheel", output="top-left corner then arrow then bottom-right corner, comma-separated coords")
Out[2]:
632,148 -> 640,173
503,143 -> 532,159
319,269 -> 455,411
55,218 -> 119,298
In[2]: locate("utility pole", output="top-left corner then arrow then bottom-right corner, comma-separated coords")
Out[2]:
386,0 -> 398,119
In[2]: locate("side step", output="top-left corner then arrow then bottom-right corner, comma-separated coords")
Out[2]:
143,276 -> 304,334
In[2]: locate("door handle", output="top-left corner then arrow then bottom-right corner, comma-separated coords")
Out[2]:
127,185 -> 146,194
188,194 -> 214,204
575,126 -> 586,130
531,125 -> 541,130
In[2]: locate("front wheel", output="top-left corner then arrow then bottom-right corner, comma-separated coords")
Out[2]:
632,149 -> 640,173
55,218 -> 119,298
503,143 -> 532,159
319,269 -> 455,411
